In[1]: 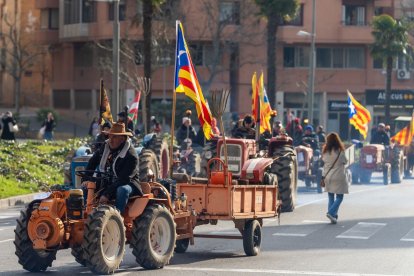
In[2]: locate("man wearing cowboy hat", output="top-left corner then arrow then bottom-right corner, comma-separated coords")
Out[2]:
84,122 -> 142,213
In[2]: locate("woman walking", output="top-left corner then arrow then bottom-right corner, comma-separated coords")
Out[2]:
321,132 -> 348,224
42,112 -> 56,140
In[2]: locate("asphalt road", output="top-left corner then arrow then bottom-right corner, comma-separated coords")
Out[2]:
0,174 -> 413,276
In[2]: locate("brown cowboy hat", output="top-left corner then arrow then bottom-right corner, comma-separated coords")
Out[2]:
102,122 -> 133,137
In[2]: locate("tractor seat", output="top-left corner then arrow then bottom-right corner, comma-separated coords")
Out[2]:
191,177 -> 209,184
171,173 -> 190,183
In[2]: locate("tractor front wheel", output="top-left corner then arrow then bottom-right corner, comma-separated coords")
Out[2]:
82,205 -> 126,274
14,202 -> 57,272
243,220 -> 262,256
131,204 -> 176,269
175,238 -> 190,253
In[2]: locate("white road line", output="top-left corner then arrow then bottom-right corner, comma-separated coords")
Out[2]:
165,266 -> 400,276
0,239 -> 14,243
272,233 -> 307,237
337,222 -> 386,240
302,220 -> 327,224
400,228 -> 414,242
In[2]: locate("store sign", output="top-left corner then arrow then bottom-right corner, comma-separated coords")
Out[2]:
365,89 -> 414,105
328,101 -> 348,112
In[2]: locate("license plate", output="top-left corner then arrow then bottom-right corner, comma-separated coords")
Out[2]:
366,155 -> 373,164
228,164 -> 239,171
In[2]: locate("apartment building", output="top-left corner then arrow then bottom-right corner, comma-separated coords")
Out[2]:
0,0 -> 50,108
35,0 -> 414,139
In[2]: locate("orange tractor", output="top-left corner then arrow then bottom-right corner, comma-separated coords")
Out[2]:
15,145 -> 282,274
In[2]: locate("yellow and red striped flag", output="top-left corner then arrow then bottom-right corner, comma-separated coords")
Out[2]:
347,90 -> 371,139
174,21 -> 214,140
391,112 -> 414,146
99,79 -> 113,125
251,72 -> 259,120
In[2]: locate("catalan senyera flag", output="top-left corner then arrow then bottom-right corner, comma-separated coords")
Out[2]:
258,73 -> 272,134
347,90 -> 371,139
391,111 -> 414,146
251,72 -> 259,121
174,21 -> 214,140
128,91 -> 141,126
99,79 -> 113,125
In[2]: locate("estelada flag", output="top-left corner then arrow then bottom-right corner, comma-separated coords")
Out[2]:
391,111 -> 414,146
347,90 -> 371,139
174,20 -> 214,140
128,91 -> 141,126
99,79 -> 113,125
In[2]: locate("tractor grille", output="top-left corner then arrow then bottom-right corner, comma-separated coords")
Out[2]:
220,144 -> 242,176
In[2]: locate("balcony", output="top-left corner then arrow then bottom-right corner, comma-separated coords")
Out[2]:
35,0 -> 59,9
35,29 -> 59,45
60,24 -> 89,40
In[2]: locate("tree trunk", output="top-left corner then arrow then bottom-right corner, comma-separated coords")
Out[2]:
229,43 -> 239,113
143,0 -> 153,134
266,14 -> 278,109
14,77 -> 21,114
385,56 -> 393,125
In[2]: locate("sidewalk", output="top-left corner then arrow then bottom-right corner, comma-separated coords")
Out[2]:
0,193 -> 46,209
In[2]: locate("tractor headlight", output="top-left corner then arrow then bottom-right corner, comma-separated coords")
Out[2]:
205,151 -> 212,159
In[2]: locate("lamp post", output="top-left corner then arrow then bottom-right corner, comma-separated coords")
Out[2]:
112,0 -> 120,115
297,0 -> 316,125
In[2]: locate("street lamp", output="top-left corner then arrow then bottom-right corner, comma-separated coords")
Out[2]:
297,0 -> 316,125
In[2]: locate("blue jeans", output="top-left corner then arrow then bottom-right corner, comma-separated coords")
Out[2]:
44,131 -> 53,140
328,193 -> 344,218
116,185 -> 134,213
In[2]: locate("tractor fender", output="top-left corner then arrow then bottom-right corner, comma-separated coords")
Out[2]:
240,158 -> 273,183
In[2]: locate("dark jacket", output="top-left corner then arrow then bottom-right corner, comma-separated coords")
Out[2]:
42,119 -> 56,132
317,131 -> 326,144
176,124 -> 197,146
370,131 -> 390,146
86,140 -> 141,198
302,133 -> 320,151
1,117 -> 16,140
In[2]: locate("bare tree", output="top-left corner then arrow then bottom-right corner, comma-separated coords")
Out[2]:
2,8 -> 45,113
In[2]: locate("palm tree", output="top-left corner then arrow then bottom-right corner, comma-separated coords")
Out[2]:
254,0 -> 299,108
370,14 -> 411,124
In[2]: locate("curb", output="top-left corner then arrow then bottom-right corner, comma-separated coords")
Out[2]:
0,193 -> 44,209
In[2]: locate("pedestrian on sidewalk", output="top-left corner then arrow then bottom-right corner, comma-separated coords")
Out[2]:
1,111 -> 17,141
321,132 -> 348,224
42,112 -> 56,140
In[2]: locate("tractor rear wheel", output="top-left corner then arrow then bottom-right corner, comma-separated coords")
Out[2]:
243,220 -> 262,256
131,204 -> 176,269
360,169 -> 372,183
391,147 -> 404,183
175,238 -> 190,253
149,137 -> 170,179
71,246 -> 86,266
14,202 -> 57,272
139,150 -> 160,182
83,205 -> 126,274
271,146 -> 297,212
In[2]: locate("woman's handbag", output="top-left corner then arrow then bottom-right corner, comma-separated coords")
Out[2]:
8,122 -> 19,133
321,151 -> 341,188
38,126 -> 46,139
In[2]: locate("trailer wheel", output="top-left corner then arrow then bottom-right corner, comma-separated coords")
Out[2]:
391,148 -> 403,183
243,220 -> 262,256
71,245 -> 86,266
175,238 -> 190,253
271,146 -> 297,212
149,137 -> 170,179
83,205 -> 126,274
131,204 -> 176,269
383,163 -> 391,185
14,202 -> 57,272
139,149 -> 160,182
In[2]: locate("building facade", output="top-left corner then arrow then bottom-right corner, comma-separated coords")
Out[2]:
33,0 -> 414,139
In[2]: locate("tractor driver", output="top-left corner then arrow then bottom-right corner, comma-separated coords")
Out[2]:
370,123 -> 390,146
232,114 -> 256,139
83,122 -> 142,213
301,125 -> 320,151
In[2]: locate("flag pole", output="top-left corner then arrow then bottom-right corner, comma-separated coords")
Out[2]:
99,79 -> 103,125
169,21 -> 179,179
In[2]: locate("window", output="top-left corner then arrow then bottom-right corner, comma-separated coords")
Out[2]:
109,0 -> 126,21
219,1 -> 240,25
189,44 -> 203,66
284,46 -> 365,68
0,48 -> 6,70
342,5 -> 366,26
64,0 -> 81,25
53,90 -> 71,109
74,43 -> 93,67
82,0 -> 96,23
75,90 -> 92,110
188,43 -> 218,66
134,43 -> 144,65
154,0 -> 180,20
281,4 -> 303,26
373,58 -> 383,69
41,9 -> 59,29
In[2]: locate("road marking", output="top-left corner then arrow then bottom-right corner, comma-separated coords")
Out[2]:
272,233 -> 307,237
302,220 -> 327,224
0,215 -> 15,219
337,222 -> 386,240
401,228 -> 414,242
0,238 -> 14,243
208,231 -> 240,235
165,266 -> 400,276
